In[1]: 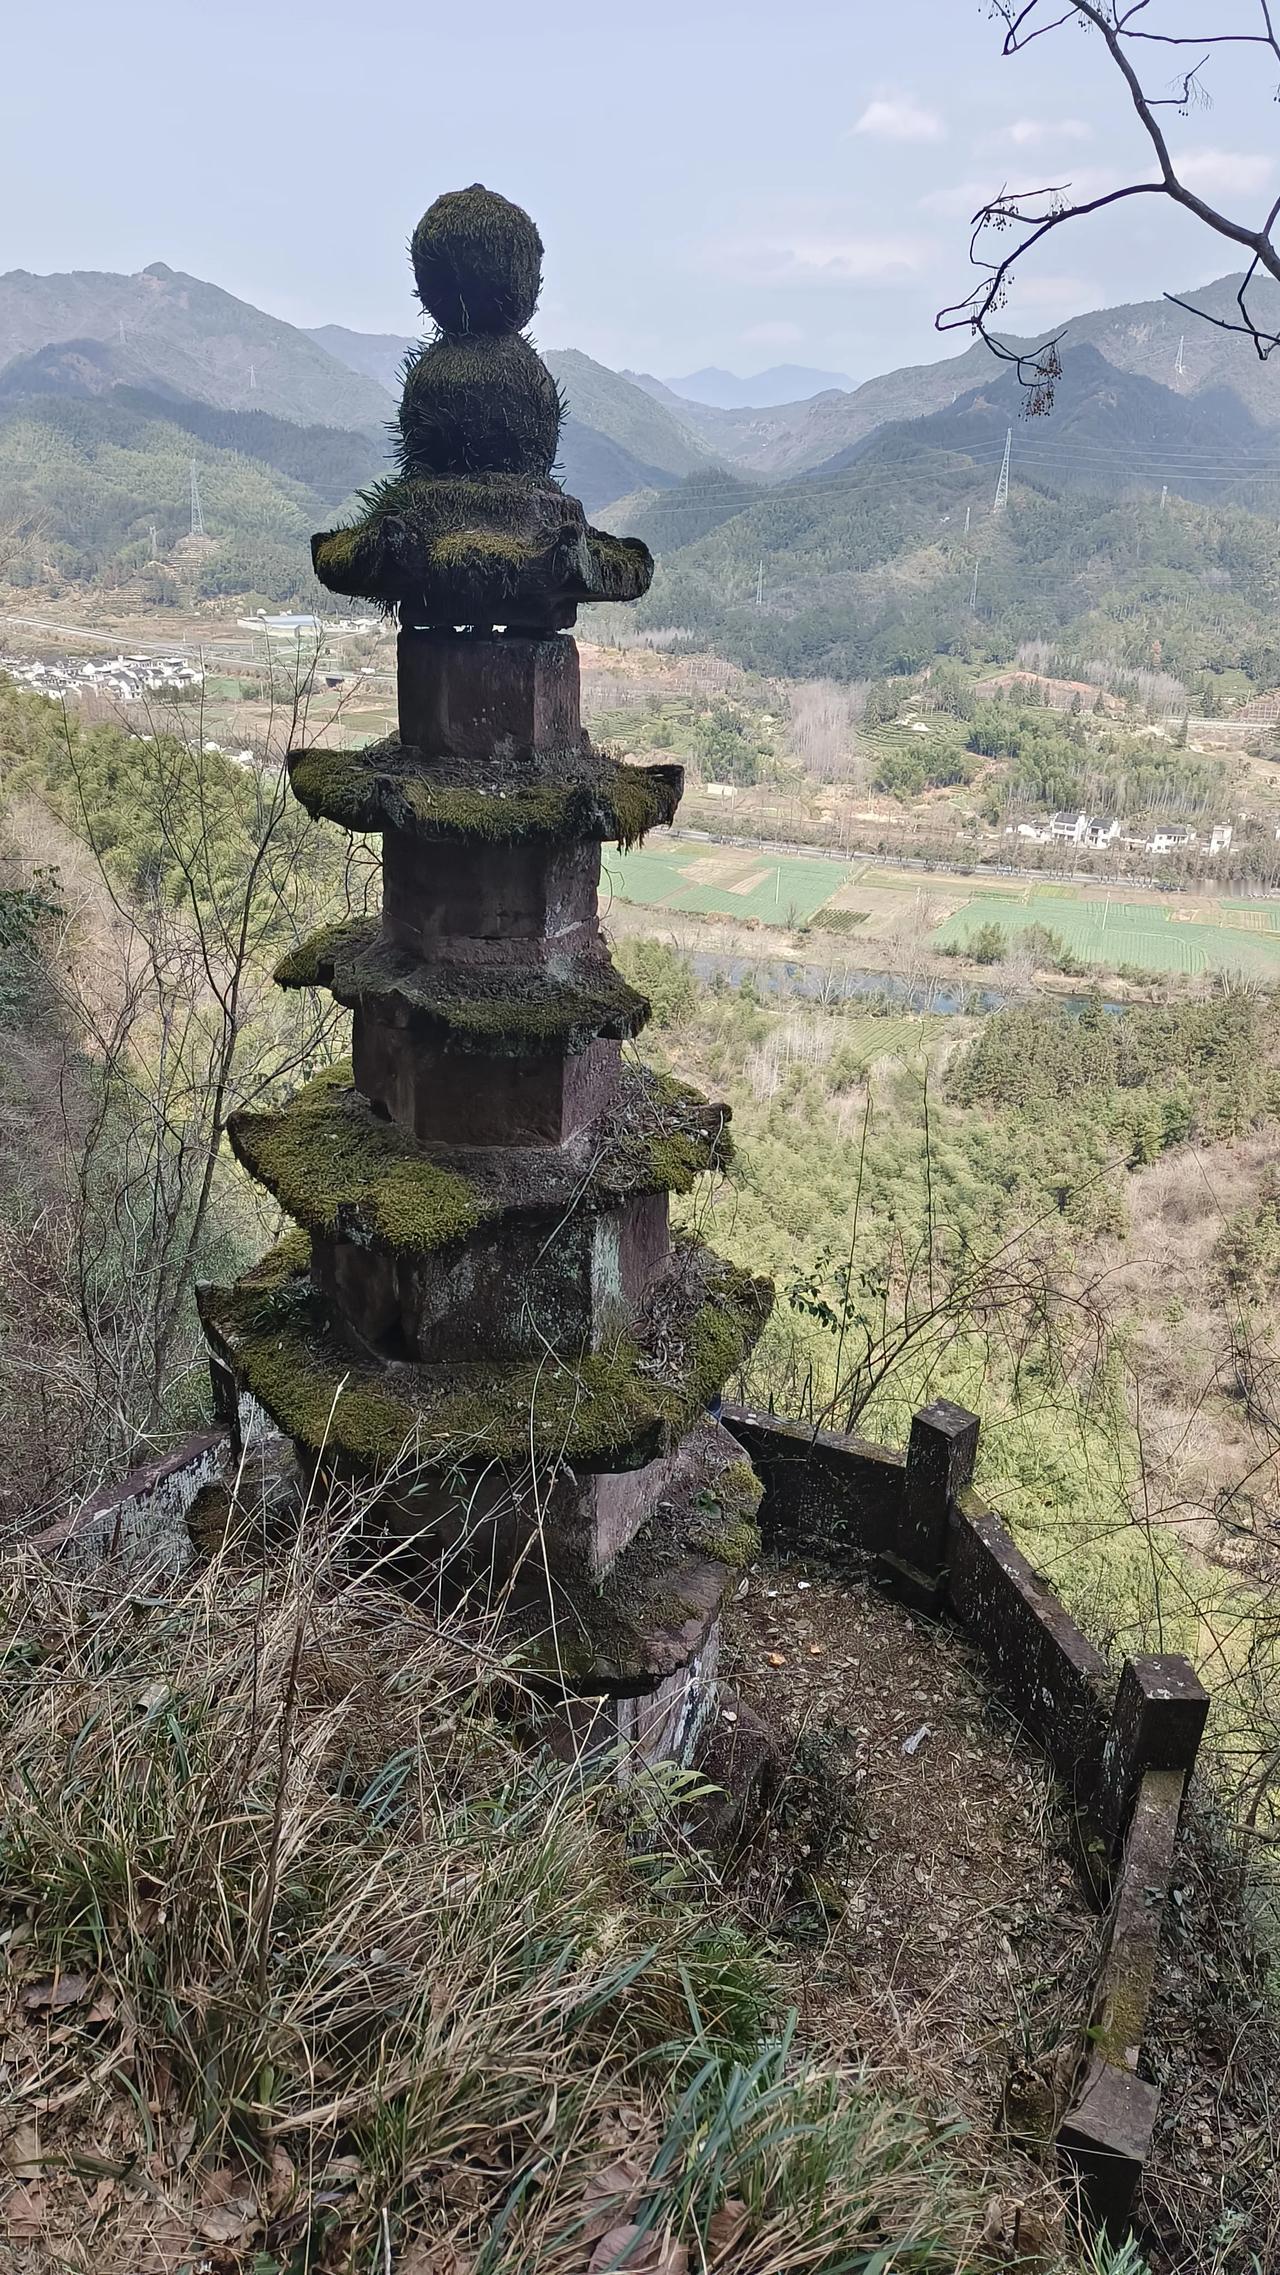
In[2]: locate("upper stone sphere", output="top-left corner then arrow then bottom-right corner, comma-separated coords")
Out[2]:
411,186 -> 543,335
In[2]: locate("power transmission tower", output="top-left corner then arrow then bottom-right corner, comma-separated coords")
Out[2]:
993,428 -> 1011,513
970,560 -> 980,612
1175,334 -> 1186,377
755,558 -> 764,607
1159,484 -> 1168,511
149,523 -> 158,560
249,362 -> 257,390
189,459 -> 205,538
963,504 -> 971,535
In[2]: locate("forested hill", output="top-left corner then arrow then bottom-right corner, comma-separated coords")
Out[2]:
628,354 -> 1280,683
0,386 -> 389,602
0,264 -> 391,430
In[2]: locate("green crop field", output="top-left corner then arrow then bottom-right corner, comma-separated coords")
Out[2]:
604,842 -> 845,923
932,894 -> 1280,977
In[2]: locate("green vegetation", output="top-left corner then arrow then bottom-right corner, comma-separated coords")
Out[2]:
0,386 -> 385,601
410,184 -> 544,332
201,1233 -> 772,1470
595,690 -> 781,786
634,443 -> 1280,690
287,738 -> 680,847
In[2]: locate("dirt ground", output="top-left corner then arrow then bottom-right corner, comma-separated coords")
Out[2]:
719,1556 -> 1099,2140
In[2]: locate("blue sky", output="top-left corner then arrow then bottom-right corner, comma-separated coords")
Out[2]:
1,0 -> 1272,381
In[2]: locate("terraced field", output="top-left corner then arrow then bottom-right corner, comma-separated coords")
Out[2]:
604,835 -> 1280,979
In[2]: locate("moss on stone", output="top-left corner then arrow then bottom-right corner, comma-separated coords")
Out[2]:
286,741 -> 680,851
313,933 -> 650,1058
273,918 -> 375,991
311,471 -> 652,623
199,1236 -> 771,1475
228,1064 -> 482,1258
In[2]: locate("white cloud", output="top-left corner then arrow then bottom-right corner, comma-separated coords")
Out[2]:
1179,148 -> 1274,199
853,95 -> 945,145
741,320 -> 803,346
999,117 -> 1093,150
753,233 -> 932,284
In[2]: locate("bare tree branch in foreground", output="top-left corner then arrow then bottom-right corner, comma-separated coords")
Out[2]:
938,2 -> 1280,410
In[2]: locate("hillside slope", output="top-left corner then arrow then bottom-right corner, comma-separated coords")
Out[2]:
0,264 -> 392,429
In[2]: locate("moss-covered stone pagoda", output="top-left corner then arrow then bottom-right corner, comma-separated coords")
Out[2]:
199,186 -> 772,1764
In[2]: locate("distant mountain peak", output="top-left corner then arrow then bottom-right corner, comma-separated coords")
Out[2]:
662,363 -> 855,409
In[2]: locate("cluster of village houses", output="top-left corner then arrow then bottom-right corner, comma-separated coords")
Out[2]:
1,652 -> 204,703
1008,811 -> 1235,857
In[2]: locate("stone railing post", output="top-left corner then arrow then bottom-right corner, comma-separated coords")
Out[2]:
879,1397 -> 979,1611
1096,1653 -> 1209,1854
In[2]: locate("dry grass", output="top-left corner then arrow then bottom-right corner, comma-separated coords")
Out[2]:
0,1498 -> 1110,2275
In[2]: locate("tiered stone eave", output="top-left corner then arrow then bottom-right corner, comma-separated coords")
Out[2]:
197,1231 -> 772,1474
511,1419 -> 766,1684
275,923 -> 649,1056
226,1059 -> 734,1262
310,470 -> 652,628
286,737 -> 682,849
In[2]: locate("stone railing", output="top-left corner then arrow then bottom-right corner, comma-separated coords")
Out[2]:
724,1398 -> 1209,2237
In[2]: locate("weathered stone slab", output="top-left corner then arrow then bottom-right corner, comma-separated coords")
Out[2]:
1058,2054 -> 1159,2236
397,628 -> 581,757
880,1398 -> 979,1611
383,826 -> 601,957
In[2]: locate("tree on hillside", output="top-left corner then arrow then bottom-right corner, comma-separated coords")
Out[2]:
940,2 -> 1280,407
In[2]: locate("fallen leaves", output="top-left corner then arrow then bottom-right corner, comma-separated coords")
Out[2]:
587,2223 -> 688,2275
20,1972 -> 91,2012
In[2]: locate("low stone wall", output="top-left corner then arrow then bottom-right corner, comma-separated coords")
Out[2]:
723,1396 -> 1210,2239
28,1396 -> 1210,2240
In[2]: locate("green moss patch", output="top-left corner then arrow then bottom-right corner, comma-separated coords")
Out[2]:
229,1061 -> 733,1264
198,1234 -> 771,1475
410,185 -> 543,334
273,919 -> 375,991
286,740 -> 680,851
310,471 -> 652,622
227,1065 -> 481,1258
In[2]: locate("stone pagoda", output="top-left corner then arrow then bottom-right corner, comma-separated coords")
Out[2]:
199,186 -> 771,1765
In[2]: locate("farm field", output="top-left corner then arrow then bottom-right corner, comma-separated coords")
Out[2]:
605,834 -> 1280,977
604,840 -> 845,923
933,892 -> 1280,977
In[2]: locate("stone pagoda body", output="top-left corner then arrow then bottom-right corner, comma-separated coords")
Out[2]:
200,187 -> 771,1765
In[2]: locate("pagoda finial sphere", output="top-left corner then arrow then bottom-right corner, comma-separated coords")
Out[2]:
411,185 -> 543,335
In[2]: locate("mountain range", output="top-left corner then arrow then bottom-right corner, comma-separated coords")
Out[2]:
1,254 -> 1278,657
